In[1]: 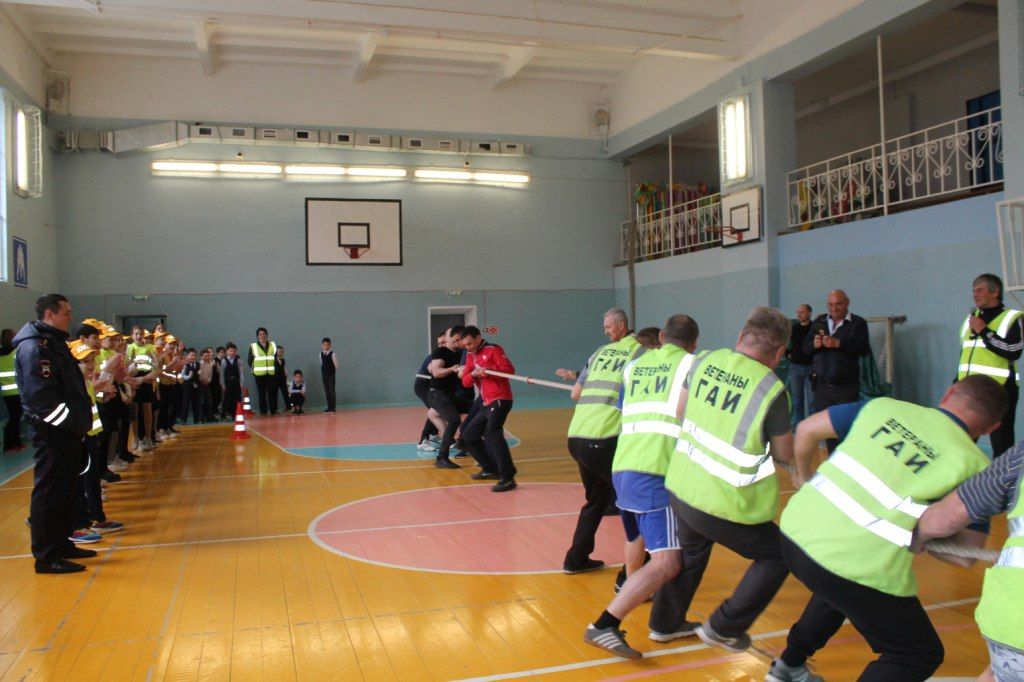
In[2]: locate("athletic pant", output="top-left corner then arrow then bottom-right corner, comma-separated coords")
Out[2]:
564,436 -> 617,568
426,388 -> 460,458
254,374 -> 277,415
780,535 -> 943,681
463,399 -> 515,481
671,497 -> 789,637
29,425 -> 83,563
413,380 -> 438,441
649,533 -> 713,635
3,394 -> 23,449
76,434 -> 107,525
990,380 -> 1018,457
322,373 -> 336,411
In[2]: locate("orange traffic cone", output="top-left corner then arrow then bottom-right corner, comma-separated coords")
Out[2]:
242,388 -> 253,415
230,401 -> 250,440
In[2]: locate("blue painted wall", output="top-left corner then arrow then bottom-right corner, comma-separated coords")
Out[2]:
54,132 -> 623,407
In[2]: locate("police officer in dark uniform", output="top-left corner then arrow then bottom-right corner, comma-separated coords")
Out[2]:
13,294 -> 96,574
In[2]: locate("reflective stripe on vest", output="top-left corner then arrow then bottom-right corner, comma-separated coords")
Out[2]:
86,382 -> 103,435
975,452 -> 1024,649
665,348 -> 784,525
567,335 -> 642,439
781,397 -> 989,597
44,402 -> 70,426
613,345 -> 692,478
251,341 -> 277,376
958,309 -> 1022,385
0,351 -> 17,395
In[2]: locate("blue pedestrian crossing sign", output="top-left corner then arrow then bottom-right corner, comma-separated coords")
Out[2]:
12,237 -> 27,288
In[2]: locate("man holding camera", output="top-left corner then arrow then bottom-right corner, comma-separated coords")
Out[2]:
802,289 -> 869,451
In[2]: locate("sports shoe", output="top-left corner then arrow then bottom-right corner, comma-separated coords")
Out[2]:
416,441 -> 438,451
70,529 -> 102,544
166,430 -> 178,438
154,433 -> 165,443
90,520 -> 125,534
130,439 -> 140,452
453,450 -> 471,458
564,558 -> 604,574
109,459 -> 128,472
695,623 -> 751,653
491,479 -> 517,493
765,659 -> 824,682
649,621 -> 701,642
470,471 -> 498,480
101,469 -> 122,483
434,458 -> 460,469
429,435 -> 441,444
584,624 -> 642,659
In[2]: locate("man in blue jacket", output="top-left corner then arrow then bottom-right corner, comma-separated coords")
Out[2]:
13,294 -> 95,574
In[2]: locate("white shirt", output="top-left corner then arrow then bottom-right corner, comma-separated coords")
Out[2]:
827,312 -> 852,335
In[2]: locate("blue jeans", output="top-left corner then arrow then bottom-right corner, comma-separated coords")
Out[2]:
788,363 -> 814,427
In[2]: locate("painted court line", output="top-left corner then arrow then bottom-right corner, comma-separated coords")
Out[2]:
0,507 -> 583,560
450,597 -> 982,682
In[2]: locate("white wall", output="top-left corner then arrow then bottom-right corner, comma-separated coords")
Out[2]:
796,41 -> 1001,167
0,7 -> 47,106
53,53 -> 608,139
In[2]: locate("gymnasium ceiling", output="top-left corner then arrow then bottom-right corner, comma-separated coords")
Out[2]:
0,0 -> 747,87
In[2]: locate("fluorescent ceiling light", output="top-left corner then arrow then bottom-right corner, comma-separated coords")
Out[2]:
15,109 -> 28,191
217,163 -> 282,174
720,95 -> 749,183
415,169 -> 473,180
473,172 -> 529,184
285,165 -> 347,175
152,161 -> 219,172
346,167 -> 407,177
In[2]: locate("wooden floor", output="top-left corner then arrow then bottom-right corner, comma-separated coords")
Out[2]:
0,407 -> 1001,681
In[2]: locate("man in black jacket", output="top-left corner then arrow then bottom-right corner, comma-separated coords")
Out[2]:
13,294 -> 96,574
802,289 -> 869,451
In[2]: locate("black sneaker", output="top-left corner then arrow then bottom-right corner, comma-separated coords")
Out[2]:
564,558 -> 605,575
695,623 -> 751,653
470,471 -> 498,480
649,620 -> 701,642
583,625 -> 641,659
101,470 -> 122,483
491,479 -> 517,493
453,450 -> 471,458
434,458 -> 460,470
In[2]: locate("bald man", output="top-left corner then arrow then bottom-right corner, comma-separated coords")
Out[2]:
802,289 -> 869,451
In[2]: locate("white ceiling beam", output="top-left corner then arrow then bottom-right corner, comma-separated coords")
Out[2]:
352,31 -> 381,83
192,19 -> 215,76
3,0 -> 98,11
491,46 -> 536,90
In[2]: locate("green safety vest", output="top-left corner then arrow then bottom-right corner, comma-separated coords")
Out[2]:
975,459 -> 1024,648
567,335 -> 642,440
958,308 -> 1023,385
665,348 -> 786,525
0,350 -> 17,397
127,343 -> 157,375
781,398 -> 989,596
85,381 -> 103,436
251,341 -> 277,376
613,344 -> 697,478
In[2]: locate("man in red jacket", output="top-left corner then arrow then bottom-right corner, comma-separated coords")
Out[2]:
459,326 -> 517,492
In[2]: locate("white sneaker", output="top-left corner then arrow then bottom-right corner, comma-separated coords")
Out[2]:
417,441 -> 438,451
144,438 -> 156,450
166,430 -> 179,438
109,459 -> 128,472
154,433 -> 165,443
130,440 -> 140,451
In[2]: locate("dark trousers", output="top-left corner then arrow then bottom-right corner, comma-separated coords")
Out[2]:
254,374 -> 278,415
672,497 -> 789,636
464,399 -> 515,481
223,382 -> 241,419
780,535 -> 943,681
564,436 -> 617,567
322,373 -> 337,411
198,384 -> 213,421
3,395 -> 23,449
649,528 -> 713,634
73,435 -> 107,529
290,393 -> 305,408
814,382 -> 860,452
210,381 -> 222,417
276,377 -> 291,410
30,426 -> 83,563
414,380 -> 437,442
427,389 -> 461,458
990,381 -> 1018,457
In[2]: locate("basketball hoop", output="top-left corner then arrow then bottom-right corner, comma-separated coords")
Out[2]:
344,246 -> 369,260
707,225 -> 744,244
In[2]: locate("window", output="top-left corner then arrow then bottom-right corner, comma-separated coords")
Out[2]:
719,95 -> 751,186
12,102 -> 42,198
0,90 -> 7,282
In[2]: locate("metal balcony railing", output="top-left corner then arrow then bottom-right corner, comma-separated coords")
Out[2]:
788,107 -> 1002,229
621,194 -> 722,263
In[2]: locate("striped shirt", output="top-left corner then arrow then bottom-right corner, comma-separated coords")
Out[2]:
956,444 -> 1024,522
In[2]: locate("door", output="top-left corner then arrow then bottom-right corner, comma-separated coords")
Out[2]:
426,306 -> 477,352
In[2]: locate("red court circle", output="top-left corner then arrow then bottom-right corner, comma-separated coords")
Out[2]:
308,482 -> 627,574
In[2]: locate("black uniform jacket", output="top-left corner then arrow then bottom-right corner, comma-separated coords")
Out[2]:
12,321 -> 92,437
